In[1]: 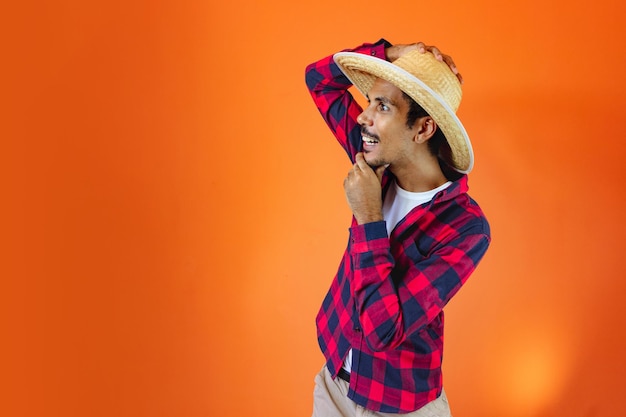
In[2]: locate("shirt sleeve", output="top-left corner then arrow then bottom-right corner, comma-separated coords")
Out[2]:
304,39 -> 391,163
348,219 -> 491,352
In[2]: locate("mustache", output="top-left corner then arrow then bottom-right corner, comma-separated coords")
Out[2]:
361,127 -> 380,141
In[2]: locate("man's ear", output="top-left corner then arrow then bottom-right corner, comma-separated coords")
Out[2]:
414,116 -> 437,144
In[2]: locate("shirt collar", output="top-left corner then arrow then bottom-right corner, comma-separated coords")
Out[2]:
382,172 -> 469,203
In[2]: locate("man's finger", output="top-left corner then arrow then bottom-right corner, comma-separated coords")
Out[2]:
441,54 -> 458,74
354,152 -> 370,171
426,45 -> 443,61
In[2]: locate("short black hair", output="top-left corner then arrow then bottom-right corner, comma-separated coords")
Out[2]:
402,92 -> 447,157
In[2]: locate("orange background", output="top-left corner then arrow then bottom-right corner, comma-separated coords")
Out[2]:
2,0 -> 626,416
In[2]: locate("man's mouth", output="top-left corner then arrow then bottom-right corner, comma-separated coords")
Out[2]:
361,129 -> 380,146
362,135 -> 379,145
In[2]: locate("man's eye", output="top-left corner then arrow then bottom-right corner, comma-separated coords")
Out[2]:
379,103 -> 389,111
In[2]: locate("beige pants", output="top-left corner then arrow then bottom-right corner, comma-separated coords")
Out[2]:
312,366 -> 452,417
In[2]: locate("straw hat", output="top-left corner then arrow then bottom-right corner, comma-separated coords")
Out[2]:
333,49 -> 474,173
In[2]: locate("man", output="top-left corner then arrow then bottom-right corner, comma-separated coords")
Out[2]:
305,39 -> 491,416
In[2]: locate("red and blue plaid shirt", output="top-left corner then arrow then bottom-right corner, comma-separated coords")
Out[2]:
305,39 -> 491,413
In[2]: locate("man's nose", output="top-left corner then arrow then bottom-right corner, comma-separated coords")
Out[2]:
357,108 -> 372,126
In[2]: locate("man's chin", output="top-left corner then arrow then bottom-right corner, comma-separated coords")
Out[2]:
363,154 -> 384,169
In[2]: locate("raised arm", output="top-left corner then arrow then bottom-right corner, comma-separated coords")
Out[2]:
305,39 -> 463,162
304,39 -> 391,162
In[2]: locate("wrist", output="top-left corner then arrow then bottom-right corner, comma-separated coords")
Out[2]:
355,212 -> 384,225
385,45 -> 398,62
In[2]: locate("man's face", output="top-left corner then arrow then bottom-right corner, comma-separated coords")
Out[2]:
357,78 -> 417,169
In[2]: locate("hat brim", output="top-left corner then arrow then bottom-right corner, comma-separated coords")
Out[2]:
333,52 -> 474,173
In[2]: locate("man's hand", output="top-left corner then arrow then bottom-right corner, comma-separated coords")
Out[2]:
343,153 -> 386,225
385,42 -> 463,84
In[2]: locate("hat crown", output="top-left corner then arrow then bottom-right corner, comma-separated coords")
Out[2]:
392,50 -> 462,112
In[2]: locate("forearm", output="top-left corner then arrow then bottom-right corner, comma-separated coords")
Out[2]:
305,39 -> 390,91
349,221 -> 401,351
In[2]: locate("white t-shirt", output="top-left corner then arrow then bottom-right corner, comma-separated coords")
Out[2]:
342,179 -> 452,373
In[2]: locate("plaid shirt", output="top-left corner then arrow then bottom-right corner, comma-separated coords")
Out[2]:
305,39 -> 491,413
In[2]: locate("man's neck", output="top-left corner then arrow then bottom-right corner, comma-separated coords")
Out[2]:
391,158 -> 448,192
